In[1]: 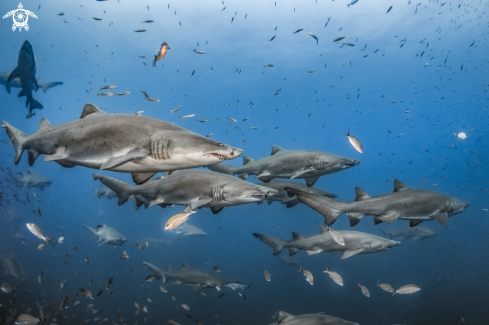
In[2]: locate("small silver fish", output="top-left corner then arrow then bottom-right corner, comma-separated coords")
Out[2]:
79,288 -> 94,299
142,20 -> 154,23
26,223 -> 47,243
145,275 -> 156,282
264,64 -> 274,67
328,228 -> 345,246
345,129 -> 364,153
97,92 -> 115,97
298,267 -> 314,285
193,49 -> 206,54
268,35 -> 276,42
358,283 -> 370,297
100,85 -> 117,90
264,270 -> 271,281
180,114 -> 196,119
323,267 -> 343,286
134,29 -> 147,32
164,208 -> 197,230
305,70 -> 315,73
144,97 -> 160,102
116,91 -> 130,96
394,284 -> 420,295
135,243 -> 144,250
92,17 -> 103,20
377,281 -> 394,293
26,112 -> 36,119
159,286 -> 168,293
171,105 -> 182,113
227,117 -> 237,122
293,27 -> 304,34
135,111 -> 144,115
36,243 -> 46,250
306,32 -> 318,44
57,237 -> 64,244
181,304 -> 190,310
332,35 -> 346,42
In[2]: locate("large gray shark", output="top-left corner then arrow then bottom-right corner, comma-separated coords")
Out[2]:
142,261 -> 248,290
0,71 -> 63,94
93,170 -> 277,215
268,311 -> 359,325
285,179 -> 470,227
208,146 -> 360,187
257,179 -> 337,208
84,224 -> 127,246
2,103 -> 242,184
0,253 -> 28,282
7,41 -> 43,112
253,226 -> 400,259
10,170 -> 52,190
379,226 -> 439,241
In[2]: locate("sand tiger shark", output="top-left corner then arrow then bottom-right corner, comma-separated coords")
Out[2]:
2,103 -> 242,184
285,179 -> 470,227
0,70 -> 63,95
142,261 -> 249,290
268,311 -> 359,325
7,41 -> 43,112
208,146 -> 360,187
83,224 -> 126,246
254,226 -> 400,259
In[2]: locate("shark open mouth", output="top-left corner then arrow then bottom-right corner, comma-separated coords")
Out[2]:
251,195 -> 264,200
207,153 -> 226,161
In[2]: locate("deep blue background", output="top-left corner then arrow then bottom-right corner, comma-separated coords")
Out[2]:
0,0 -> 487,324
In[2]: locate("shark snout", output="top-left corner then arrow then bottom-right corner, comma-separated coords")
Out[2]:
348,159 -> 361,166
391,240 -> 401,247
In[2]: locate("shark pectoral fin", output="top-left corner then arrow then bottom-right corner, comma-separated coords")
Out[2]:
305,176 -> 319,187
376,212 -> 399,224
7,67 -> 20,82
132,172 -> 155,185
101,149 -> 149,170
412,236 -> 421,241
306,248 -> 323,255
44,153 -> 68,162
210,207 -> 223,214
97,240 -> 108,247
373,217 -> 383,225
286,200 -> 299,208
287,247 -> 300,256
410,220 -> 423,227
190,197 -> 213,211
431,210 -> 448,225
148,197 -> 165,208
18,88 -> 26,97
347,213 -> 365,227
290,167 -> 315,179
341,249 -> 363,259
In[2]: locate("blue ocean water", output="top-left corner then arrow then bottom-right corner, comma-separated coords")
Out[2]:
0,0 -> 487,324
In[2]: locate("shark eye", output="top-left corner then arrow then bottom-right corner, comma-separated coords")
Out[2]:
230,151 -> 234,155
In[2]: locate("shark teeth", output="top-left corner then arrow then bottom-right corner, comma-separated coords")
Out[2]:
207,153 -> 226,161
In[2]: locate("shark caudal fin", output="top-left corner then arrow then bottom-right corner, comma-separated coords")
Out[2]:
285,187 -> 344,226
207,163 -> 238,176
1,121 -> 29,165
253,233 -> 286,255
93,174 -> 134,206
83,225 -> 98,239
27,97 -> 43,112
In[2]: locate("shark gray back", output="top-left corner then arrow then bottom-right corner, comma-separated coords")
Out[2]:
270,311 -> 359,325
2,103 -> 243,184
208,146 -> 360,187
285,179 -> 470,227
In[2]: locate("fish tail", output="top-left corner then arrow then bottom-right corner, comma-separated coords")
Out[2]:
284,187 -> 345,226
207,163 -> 238,176
153,55 -> 157,67
83,225 -> 98,239
93,174 -> 134,206
1,121 -> 29,165
253,233 -> 286,255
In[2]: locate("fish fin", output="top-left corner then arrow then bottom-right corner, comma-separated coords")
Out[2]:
286,200 -> 299,208
207,163 -> 237,176
256,200 -> 264,205
354,187 -> 370,201
28,149 -> 40,166
101,149 -> 150,170
256,172 -> 271,178
37,118 -> 52,132
28,97 -> 43,112
291,232 -> 304,240
285,187 -> 343,226
5,84 -> 11,94
267,200 -> 274,205
80,103 -> 105,119
410,220 -> 423,227
1,121 -> 28,164
347,212 -> 365,226
83,225 -> 98,239
56,160 -> 76,168
253,233 -> 285,255
189,197 -> 213,211
210,207 -> 223,214
238,173 -> 249,180
242,156 -> 254,165
373,217 -> 383,225
341,249 -> 363,259
93,173 -> 134,206
430,210 -> 448,225
257,176 -> 273,183
278,311 -> 293,323
287,247 -> 300,256
148,197 -> 165,208
43,152 -> 68,162
271,145 -> 285,155
306,248 -> 323,255
18,88 -> 26,97
305,176 -> 319,187
134,195 -> 146,210
290,167 -> 314,179
7,67 -> 20,82
376,211 -> 399,224
181,263 -> 188,269
393,179 -> 409,192
97,240 -> 108,247
132,172 -> 155,185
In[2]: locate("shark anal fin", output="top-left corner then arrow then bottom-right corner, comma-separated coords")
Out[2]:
256,172 -> 271,178
409,220 -> 423,227
44,153 -> 68,162
278,311 -> 293,323
132,172 -> 155,185
287,247 -> 299,256
181,263 -> 188,269
305,176 -> 319,187
347,213 -> 364,227
431,210 -> 448,225
101,149 -> 149,170
373,217 -> 383,225
341,248 -> 363,259
376,212 -> 399,224
18,88 -> 26,97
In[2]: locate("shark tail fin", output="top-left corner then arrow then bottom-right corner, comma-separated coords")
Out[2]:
28,97 -> 43,112
1,121 -> 29,165
284,187 -> 344,226
207,163 -> 237,176
253,233 -> 286,255
93,174 -> 133,206
83,225 -> 98,239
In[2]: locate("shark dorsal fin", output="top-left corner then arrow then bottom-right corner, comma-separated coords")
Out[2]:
355,187 -> 370,201
393,179 -> 409,192
271,145 -> 285,155
38,118 -> 52,132
320,225 -> 329,233
242,156 -> 254,165
80,104 -> 105,119
278,311 -> 293,323
291,232 -> 303,240
181,263 -> 188,269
